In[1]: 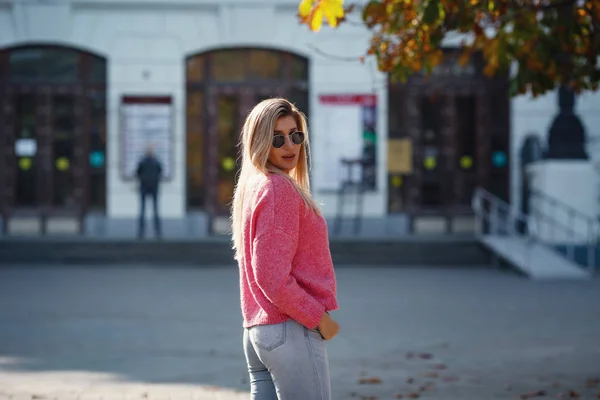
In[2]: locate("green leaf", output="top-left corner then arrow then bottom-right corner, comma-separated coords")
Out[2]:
423,0 -> 441,25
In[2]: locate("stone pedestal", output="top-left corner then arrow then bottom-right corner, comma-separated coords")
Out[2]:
527,160 -> 598,244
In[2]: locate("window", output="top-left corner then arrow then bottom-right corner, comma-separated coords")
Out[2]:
9,47 -> 80,83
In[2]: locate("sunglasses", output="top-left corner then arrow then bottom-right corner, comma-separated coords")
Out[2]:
272,131 -> 305,149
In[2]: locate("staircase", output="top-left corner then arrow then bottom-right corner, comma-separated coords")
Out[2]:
472,188 -> 596,280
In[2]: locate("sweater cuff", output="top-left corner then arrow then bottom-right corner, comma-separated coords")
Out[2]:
305,304 -> 326,330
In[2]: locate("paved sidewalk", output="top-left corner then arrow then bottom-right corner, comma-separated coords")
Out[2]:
1,265 -> 600,400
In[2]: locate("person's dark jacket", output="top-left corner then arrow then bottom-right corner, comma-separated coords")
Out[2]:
136,155 -> 163,193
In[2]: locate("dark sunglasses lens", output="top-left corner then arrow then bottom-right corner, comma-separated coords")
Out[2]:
272,135 -> 285,148
292,132 -> 305,145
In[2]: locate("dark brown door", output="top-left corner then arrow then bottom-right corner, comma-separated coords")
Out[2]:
205,86 -> 287,231
391,86 -> 491,216
4,86 -> 88,234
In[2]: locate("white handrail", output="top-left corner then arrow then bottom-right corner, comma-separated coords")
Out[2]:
472,188 -> 597,273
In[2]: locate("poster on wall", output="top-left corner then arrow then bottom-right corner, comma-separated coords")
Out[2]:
120,96 -> 173,181
316,94 -> 377,191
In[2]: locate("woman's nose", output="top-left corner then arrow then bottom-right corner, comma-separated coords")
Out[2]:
283,135 -> 295,149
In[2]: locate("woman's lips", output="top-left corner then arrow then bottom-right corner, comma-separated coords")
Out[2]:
282,154 -> 295,160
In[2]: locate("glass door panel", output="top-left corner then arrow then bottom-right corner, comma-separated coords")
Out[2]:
186,90 -> 206,208
89,89 -> 106,209
215,94 -> 240,213
419,95 -> 445,208
14,93 -> 38,207
52,94 -> 76,207
454,95 -> 478,206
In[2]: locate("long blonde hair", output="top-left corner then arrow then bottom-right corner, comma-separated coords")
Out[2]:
230,98 -> 321,260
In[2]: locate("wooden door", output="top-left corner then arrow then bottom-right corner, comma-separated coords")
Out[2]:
206,86 -> 287,218
2,86 -> 89,234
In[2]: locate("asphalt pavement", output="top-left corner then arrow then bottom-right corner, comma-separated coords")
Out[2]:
1,264 -> 599,400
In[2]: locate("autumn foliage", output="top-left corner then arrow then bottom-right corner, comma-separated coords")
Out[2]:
298,0 -> 600,96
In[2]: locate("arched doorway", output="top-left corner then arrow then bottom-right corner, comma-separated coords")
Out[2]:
185,47 -> 309,233
0,45 -> 107,235
387,49 -> 510,233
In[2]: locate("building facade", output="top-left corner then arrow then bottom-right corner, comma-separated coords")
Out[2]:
0,0 -> 599,238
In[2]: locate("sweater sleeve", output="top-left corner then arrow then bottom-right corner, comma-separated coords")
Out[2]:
251,179 -> 325,329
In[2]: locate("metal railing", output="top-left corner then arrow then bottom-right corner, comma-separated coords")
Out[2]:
472,187 -> 597,273
529,189 -> 597,245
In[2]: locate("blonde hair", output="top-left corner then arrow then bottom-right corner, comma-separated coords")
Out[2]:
230,97 -> 321,260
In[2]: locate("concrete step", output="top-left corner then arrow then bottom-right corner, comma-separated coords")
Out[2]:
481,235 -> 592,280
0,237 -> 489,266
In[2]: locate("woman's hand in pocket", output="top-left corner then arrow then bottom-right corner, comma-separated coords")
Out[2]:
317,312 -> 340,340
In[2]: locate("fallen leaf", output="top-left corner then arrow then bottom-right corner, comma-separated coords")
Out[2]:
406,377 -> 415,384
407,393 -> 420,399
520,390 -> 546,399
431,363 -> 447,370
568,390 -> 580,398
442,376 -> 459,383
358,377 -> 382,384
587,377 -> 600,387
419,382 -> 435,392
419,353 -> 433,359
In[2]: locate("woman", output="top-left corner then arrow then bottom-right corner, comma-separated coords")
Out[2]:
231,98 -> 340,399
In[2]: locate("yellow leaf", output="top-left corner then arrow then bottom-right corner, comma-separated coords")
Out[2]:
311,6 -> 324,31
386,2 -> 394,14
322,0 -> 345,27
489,53 -> 498,68
483,63 -> 496,77
299,0 -> 313,17
458,49 -> 470,66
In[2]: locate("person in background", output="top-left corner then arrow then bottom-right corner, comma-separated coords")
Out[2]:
230,98 -> 340,399
136,145 -> 163,239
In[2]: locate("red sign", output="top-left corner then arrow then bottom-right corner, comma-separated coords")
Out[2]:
318,94 -> 377,106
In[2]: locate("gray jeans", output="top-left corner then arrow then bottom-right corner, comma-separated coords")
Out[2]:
243,319 -> 331,400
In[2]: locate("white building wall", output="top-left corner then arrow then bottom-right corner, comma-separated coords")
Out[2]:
1,0 -> 599,232
0,0 -> 384,226
511,89 -> 600,212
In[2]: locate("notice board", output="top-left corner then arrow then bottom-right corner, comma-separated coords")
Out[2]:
120,96 -> 173,181
316,94 -> 377,191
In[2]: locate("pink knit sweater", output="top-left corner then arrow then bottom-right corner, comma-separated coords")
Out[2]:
238,173 -> 338,330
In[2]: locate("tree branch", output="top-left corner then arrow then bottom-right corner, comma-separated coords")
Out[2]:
306,43 -> 364,62
514,0 -> 577,10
